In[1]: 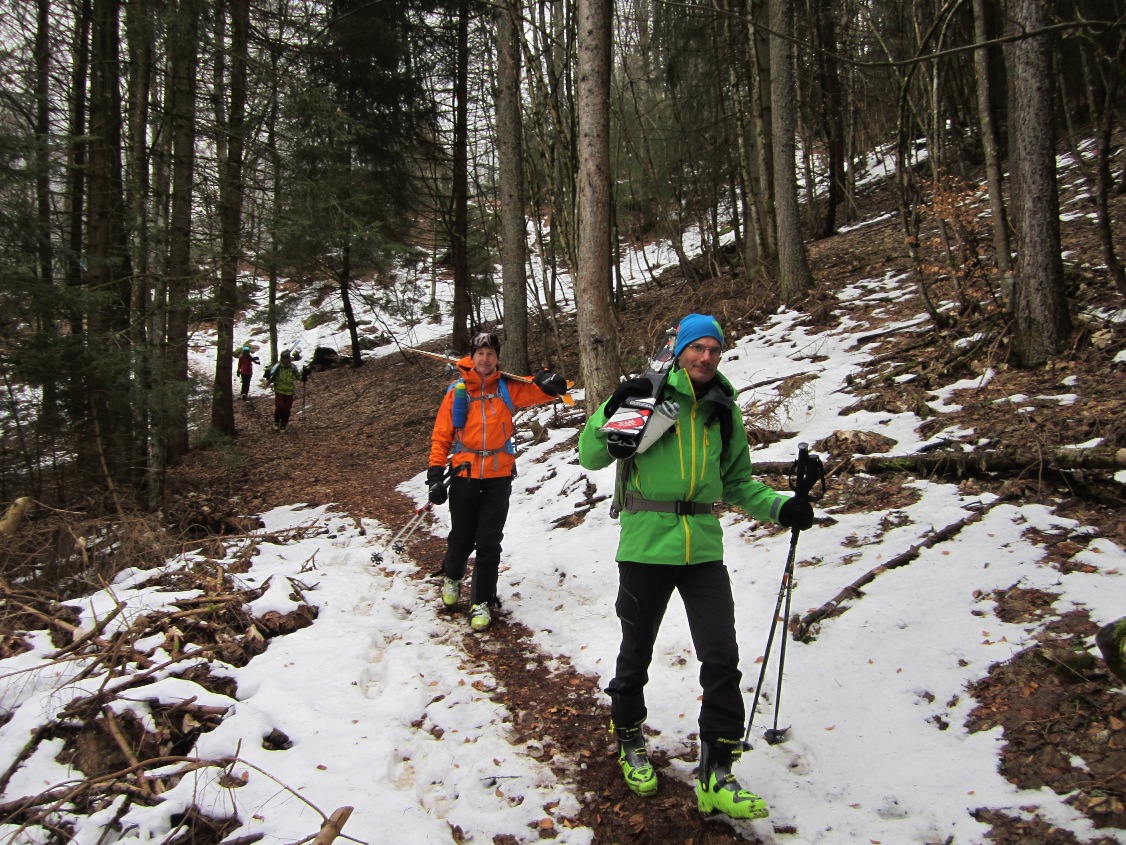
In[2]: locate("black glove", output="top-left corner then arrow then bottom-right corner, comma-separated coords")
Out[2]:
605,377 -> 654,417
778,496 -> 815,531
301,365 -> 311,381
533,368 -> 568,397
426,466 -> 448,505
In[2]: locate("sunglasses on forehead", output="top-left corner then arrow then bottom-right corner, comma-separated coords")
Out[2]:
471,332 -> 500,351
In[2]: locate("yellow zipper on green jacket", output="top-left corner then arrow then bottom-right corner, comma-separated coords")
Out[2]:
684,402 -> 703,562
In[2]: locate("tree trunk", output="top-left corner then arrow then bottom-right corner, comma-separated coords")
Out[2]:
972,0 -> 1011,276
34,0 -> 53,292
86,0 -> 133,485
747,0 -> 776,276
496,0 -> 530,374
165,0 -> 199,462
574,0 -> 619,412
814,0 -> 844,239
450,0 -> 472,351
769,0 -> 813,301
339,245 -> 362,369
125,0 -> 153,484
66,0 -> 92,337
1007,0 -> 1069,367
211,0 -> 249,437
1088,33 -> 1126,296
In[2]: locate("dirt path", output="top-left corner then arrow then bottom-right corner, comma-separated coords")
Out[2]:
173,345 -> 774,843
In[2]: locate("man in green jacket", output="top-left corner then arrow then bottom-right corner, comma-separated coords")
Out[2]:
578,313 -> 815,820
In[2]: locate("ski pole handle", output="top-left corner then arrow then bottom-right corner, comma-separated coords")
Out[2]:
789,442 -> 826,504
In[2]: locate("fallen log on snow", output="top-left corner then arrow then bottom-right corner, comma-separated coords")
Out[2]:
792,487 -> 1020,642
753,446 -> 1126,479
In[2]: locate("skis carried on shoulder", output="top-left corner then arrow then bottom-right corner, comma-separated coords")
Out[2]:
267,339 -> 303,380
599,328 -> 680,460
403,346 -> 575,406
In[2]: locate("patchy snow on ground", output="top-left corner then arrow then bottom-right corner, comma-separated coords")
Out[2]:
3,222 -> 1124,844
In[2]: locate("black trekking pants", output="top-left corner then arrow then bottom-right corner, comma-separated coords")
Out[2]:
240,374 -> 251,397
606,560 -> 745,745
442,475 -> 512,606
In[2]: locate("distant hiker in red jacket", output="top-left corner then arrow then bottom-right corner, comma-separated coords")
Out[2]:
426,331 -> 568,632
236,346 -> 259,400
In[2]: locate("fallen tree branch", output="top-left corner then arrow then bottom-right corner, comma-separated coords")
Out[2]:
792,488 -> 1020,642
312,807 -> 355,845
0,497 -> 33,537
753,446 -> 1126,478
847,446 -> 1126,474
48,603 -> 123,660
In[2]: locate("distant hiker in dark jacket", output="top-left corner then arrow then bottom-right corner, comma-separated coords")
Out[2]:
266,350 -> 306,431
578,313 -> 816,819
426,331 -> 568,633
236,346 -> 259,400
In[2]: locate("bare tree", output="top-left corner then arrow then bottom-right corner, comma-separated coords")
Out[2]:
1006,0 -> 1070,366
496,0 -> 530,373
574,0 -> 619,411
770,0 -> 813,301
163,0 -> 200,463
972,0 -> 1011,275
450,0 -> 472,351
211,0 -> 250,437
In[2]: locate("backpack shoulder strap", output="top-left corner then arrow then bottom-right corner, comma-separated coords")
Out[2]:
496,377 -> 515,414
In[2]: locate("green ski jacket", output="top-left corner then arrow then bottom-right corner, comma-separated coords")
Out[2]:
270,362 -> 301,397
578,367 -> 787,565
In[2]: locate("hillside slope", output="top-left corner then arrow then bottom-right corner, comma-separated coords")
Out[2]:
170,179 -> 1126,844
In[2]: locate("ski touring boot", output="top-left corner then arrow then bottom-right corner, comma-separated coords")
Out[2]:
696,738 -> 769,819
469,602 -> 491,632
611,720 -> 657,797
441,577 -> 461,607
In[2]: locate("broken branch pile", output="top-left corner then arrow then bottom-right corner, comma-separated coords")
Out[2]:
0,524 -> 326,842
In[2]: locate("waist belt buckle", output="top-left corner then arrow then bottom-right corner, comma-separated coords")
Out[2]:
675,501 -> 694,516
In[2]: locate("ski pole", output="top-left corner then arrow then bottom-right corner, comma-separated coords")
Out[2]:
371,503 -> 432,564
370,466 -> 453,564
744,442 -> 825,748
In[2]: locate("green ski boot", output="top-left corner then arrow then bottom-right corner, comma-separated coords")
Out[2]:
696,739 -> 769,819
441,577 -> 461,607
469,602 -> 491,632
612,720 -> 657,797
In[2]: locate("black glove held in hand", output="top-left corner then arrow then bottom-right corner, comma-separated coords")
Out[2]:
426,466 -> 448,505
605,377 -> 654,417
778,496 -> 815,531
533,368 -> 568,396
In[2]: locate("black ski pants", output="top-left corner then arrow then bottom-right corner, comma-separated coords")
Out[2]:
441,475 -> 512,606
606,559 -> 744,746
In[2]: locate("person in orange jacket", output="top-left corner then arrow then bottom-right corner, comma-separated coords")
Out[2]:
427,331 -> 568,632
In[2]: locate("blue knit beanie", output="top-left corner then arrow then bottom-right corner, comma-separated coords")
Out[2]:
673,313 -> 724,357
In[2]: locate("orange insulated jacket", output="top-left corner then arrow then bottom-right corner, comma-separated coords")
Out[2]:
429,357 -> 555,479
